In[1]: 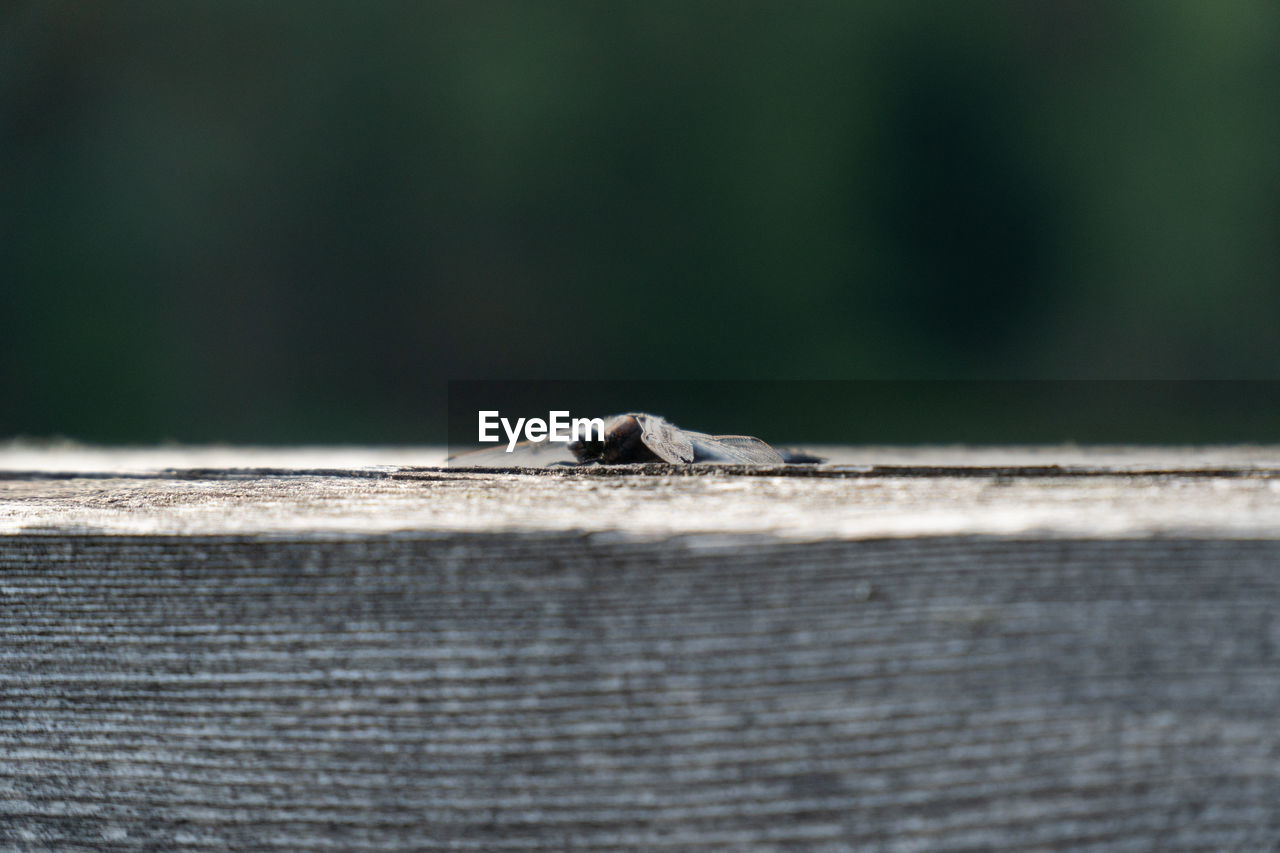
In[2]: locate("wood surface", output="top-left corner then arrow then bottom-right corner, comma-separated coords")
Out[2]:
2,445 -> 1279,851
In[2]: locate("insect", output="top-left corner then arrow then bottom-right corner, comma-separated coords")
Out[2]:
569,413 -> 784,464
449,413 -> 821,467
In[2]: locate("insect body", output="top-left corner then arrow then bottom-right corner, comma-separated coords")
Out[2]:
568,413 -> 785,465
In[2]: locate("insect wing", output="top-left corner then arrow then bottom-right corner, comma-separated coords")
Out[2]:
688,433 -> 785,464
634,414 -> 696,463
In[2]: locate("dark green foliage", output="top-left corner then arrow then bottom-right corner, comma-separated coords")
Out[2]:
3,2 -> 1278,442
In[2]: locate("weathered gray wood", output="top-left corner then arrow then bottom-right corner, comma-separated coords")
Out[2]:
2,446 -> 1280,850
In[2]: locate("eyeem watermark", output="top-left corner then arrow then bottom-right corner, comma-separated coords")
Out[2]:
478,411 -> 605,452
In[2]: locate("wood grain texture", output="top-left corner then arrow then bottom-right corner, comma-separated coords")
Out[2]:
2,448 -> 1280,850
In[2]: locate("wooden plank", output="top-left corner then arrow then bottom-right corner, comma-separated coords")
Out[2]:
2,447 -> 1280,850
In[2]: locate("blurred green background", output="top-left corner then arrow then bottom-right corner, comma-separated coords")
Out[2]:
3,1 -> 1279,444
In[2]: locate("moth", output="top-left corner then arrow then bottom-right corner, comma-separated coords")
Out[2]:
449,412 -> 821,467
